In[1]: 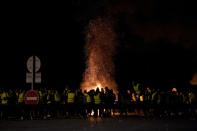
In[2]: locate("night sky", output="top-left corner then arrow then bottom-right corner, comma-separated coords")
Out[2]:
1,0 -> 197,90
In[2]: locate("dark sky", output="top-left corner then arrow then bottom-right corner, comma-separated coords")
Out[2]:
1,0 -> 197,90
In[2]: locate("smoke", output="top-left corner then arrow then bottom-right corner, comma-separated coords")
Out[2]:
81,17 -> 118,94
107,0 -> 197,48
76,0 -> 197,48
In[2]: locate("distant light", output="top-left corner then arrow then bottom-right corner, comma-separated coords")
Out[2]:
190,73 -> 197,85
172,88 -> 177,92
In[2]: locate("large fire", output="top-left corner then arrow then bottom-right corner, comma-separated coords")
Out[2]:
81,17 -> 118,95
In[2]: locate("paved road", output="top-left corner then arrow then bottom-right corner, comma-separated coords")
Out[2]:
0,117 -> 197,131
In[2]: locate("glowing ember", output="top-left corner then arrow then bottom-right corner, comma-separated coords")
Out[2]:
81,17 -> 118,95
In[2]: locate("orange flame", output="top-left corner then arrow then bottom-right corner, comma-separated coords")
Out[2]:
81,17 -> 118,95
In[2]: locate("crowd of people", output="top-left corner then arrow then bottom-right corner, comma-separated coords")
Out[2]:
0,82 -> 197,120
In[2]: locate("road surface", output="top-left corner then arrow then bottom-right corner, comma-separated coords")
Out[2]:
0,117 -> 197,131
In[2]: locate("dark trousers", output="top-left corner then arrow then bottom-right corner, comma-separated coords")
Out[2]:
1,104 -> 8,119
93,104 -> 101,117
67,103 -> 75,117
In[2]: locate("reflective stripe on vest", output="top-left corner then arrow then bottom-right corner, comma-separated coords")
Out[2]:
67,93 -> 75,103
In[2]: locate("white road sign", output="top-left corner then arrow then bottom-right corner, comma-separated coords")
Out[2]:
26,73 -> 33,83
35,73 -> 41,83
35,56 -> 41,72
27,56 -> 33,72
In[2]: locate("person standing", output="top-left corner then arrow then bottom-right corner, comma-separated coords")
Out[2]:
17,89 -> 25,120
67,89 -> 75,118
1,89 -> 8,119
93,88 -> 101,117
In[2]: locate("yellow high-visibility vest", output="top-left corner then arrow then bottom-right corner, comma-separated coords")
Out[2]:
132,94 -> 136,102
55,93 -> 60,102
0,93 -> 2,103
67,92 -> 75,103
152,92 -> 157,101
1,92 -> 8,104
140,95 -> 144,102
39,91 -> 43,99
18,92 -> 24,103
84,93 -> 91,103
133,83 -> 140,93
94,94 -> 101,104
189,92 -> 194,104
